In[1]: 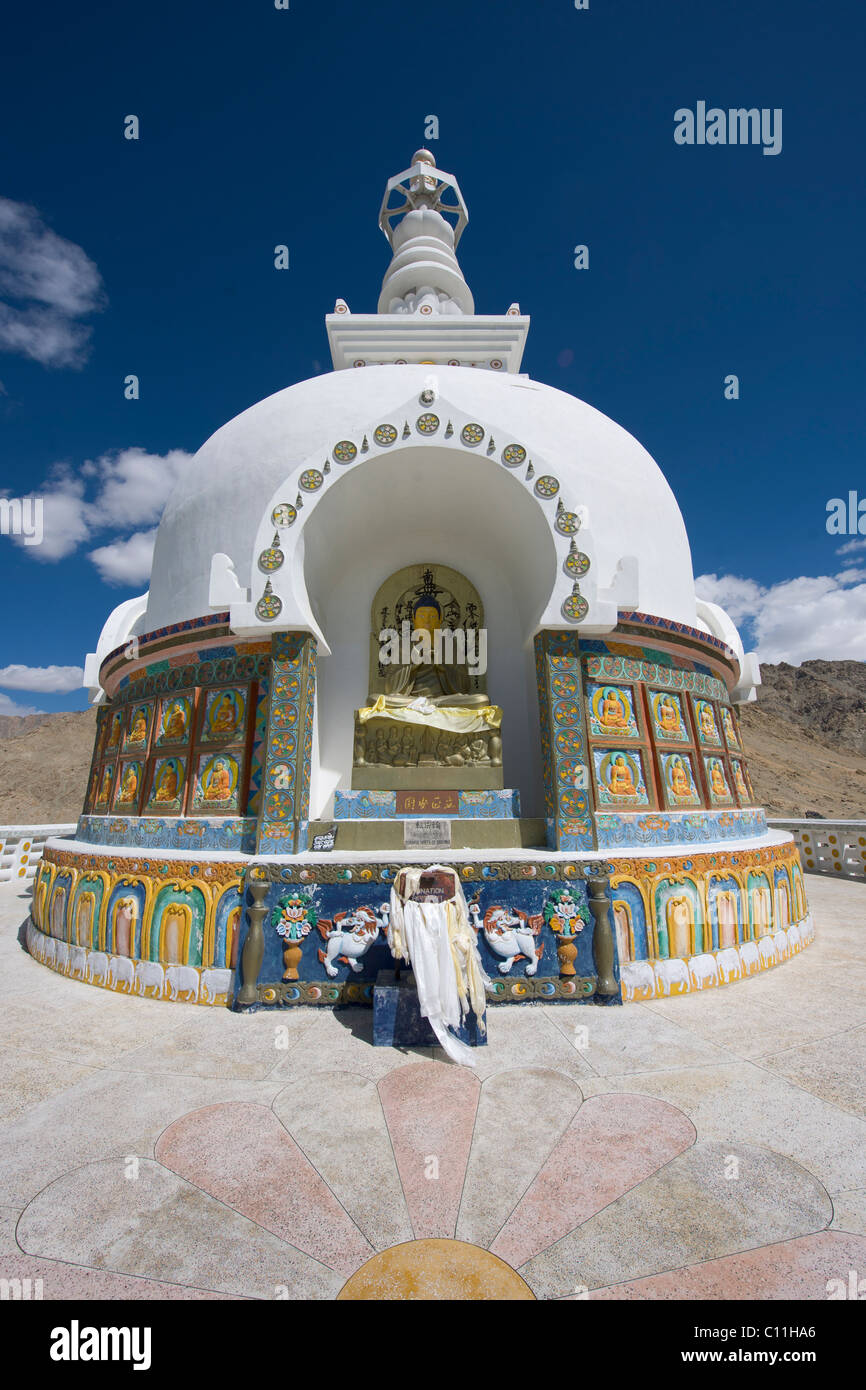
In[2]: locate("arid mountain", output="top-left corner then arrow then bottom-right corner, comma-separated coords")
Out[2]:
0,708 -> 97,824
0,662 -> 863,824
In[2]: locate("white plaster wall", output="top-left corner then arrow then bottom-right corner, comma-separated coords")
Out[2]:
143,365 -> 701,635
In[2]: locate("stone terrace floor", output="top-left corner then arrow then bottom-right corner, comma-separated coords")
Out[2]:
1,875 -> 865,1300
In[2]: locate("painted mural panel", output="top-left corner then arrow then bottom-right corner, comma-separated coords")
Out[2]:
123,703 -> 152,752
593,748 -> 650,807
71,875 -> 107,949
649,690 -> 689,743
654,877 -> 705,957
94,762 -> 115,810
586,681 -> 640,740
113,759 -> 144,812
707,875 -> 742,949
155,695 -> 193,747
659,751 -> 702,808
199,686 -> 247,743
151,885 -> 207,966
720,706 -> 741,751
145,756 -> 186,814
705,755 -> 734,806
190,752 -> 243,813
694,699 -> 722,747
104,709 -> 125,753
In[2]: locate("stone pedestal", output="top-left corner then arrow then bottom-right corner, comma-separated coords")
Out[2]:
373,970 -> 487,1048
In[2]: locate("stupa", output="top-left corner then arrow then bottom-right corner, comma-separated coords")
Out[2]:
27,150 -> 813,1009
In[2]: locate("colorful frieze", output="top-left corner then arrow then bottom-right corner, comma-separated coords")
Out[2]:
332,788 -> 521,820
257,632 -> 318,855
594,748 -> 649,806
705,755 -> 734,805
535,632 -> 595,852
235,874 -> 610,1009
586,681 -> 640,739
659,751 -> 702,809
650,690 -> 689,743
145,756 -> 186,813
584,653 -> 729,704
596,807 -> 767,848
694,699 -> 722,746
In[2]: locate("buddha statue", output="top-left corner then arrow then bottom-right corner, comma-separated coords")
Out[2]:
608,755 -> 637,796
354,564 -> 503,786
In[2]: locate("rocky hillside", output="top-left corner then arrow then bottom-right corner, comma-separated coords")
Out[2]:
0,662 -> 863,823
0,708 -> 97,824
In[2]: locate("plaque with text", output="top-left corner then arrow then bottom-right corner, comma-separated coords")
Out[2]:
403,818 -> 452,849
396,790 -> 459,816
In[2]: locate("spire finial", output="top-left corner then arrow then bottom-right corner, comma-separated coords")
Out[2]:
376,150 -> 474,316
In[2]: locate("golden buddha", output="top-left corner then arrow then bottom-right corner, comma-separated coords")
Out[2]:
609,755 -> 637,796
130,710 -> 148,742
658,697 -> 680,733
710,761 -> 729,797
211,694 -> 237,734
204,757 -> 232,800
699,704 -> 717,738
599,688 -> 627,728
154,762 -> 179,802
164,702 -> 187,740
670,757 -> 690,797
119,765 -> 139,802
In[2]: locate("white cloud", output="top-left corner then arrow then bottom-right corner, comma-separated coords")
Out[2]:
0,197 -> 105,368
12,447 -> 191,577
89,528 -> 157,585
0,664 -> 84,693
0,692 -> 42,717
696,569 -> 866,664
836,538 -> 866,555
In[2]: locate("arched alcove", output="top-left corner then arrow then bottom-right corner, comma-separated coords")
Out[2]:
301,445 -> 557,816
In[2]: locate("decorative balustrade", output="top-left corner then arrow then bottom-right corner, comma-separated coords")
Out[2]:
769,820 -> 866,881
0,825 -> 76,883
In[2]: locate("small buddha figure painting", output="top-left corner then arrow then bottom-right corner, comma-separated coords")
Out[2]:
125,704 -> 151,749
660,751 -> 700,805
651,691 -> 688,742
202,687 -> 244,742
157,696 -> 192,746
594,748 -> 649,805
721,706 -> 740,749
95,763 -> 115,808
105,710 -> 124,749
146,756 -> 185,812
587,682 -> 639,739
731,759 -> 751,804
192,753 -> 241,811
694,699 -> 722,746
705,756 -> 734,804
114,760 -> 143,809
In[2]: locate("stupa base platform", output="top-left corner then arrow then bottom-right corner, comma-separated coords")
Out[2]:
26,828 -> 813,1010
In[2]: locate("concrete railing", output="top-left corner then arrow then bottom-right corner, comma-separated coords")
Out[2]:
0,825 -> 77,884
769,820 -> 866,881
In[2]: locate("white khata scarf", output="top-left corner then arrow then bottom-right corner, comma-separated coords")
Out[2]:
388,865 -> 490,1066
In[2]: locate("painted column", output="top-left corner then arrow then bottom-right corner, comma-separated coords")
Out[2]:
534,631 -> 596,852
256,633 -> 317,855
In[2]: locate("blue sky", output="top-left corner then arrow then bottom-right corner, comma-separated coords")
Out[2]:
1,0 -> 864,714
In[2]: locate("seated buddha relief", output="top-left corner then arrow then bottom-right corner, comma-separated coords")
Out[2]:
352,564 -> 503,788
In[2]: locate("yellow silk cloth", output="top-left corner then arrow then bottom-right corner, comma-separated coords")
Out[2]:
358,695 -> 502,734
